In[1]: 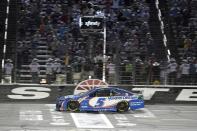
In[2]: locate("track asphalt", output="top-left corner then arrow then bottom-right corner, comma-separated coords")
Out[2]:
0,104 -> 197,131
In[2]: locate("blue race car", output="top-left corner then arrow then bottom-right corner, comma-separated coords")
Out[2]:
56,87 -> 144,112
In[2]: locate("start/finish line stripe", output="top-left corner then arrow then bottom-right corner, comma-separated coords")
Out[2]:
70,113 -> 114,128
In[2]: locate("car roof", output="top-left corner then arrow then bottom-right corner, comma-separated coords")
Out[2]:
93,86 -> 131,93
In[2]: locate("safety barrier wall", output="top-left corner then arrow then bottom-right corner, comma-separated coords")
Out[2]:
0,84 -> 197,104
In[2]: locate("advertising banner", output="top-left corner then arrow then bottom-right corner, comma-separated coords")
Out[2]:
0,84 -> 197,104
80,16 -> 104,30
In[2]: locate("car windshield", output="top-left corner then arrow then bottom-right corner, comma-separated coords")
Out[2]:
77,88 -> 96,96
77,92 -> 86,96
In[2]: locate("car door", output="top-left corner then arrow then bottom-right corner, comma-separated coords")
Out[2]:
108,89 -> 124,107
85,88 -> 111,110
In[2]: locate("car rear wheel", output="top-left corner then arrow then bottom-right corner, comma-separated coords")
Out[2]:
117,101 -> 129,112
67,100 -> 80,112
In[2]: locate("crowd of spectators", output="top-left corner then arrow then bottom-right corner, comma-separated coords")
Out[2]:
134,0 -> 197,85
17,0 -> 69,83
16,0 -> 156,84
166,0 -> 197,85
169,0 -> 196,58
15,0 -> 197,85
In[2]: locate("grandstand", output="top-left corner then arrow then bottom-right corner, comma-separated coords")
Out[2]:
0,0 -> 196,85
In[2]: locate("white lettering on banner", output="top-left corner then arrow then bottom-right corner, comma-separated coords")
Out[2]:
6,87 -> 197,102
132,88 -> 170,100
8,87 -> 51,99
176,89 -> 197,101
85,21 -> 101,26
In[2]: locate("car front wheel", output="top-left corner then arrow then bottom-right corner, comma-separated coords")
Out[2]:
117,101 -> 129,112
67,100 -> 80,112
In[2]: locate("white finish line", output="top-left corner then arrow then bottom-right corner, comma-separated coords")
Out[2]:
71,113 -> 114,128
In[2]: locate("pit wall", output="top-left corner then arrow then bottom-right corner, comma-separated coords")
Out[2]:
0,84 -> 197,104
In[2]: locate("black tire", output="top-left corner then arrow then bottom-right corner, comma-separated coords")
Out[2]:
56,104 -> 61,111
116,101 -> 129,112
67,100 -> 80,112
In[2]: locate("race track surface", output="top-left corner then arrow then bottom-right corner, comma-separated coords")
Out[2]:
0,104 -> 197,131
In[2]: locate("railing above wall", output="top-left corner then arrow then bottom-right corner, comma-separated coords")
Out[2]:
10,63 -> 197,85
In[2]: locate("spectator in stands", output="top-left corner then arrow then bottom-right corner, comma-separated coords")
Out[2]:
167,58 -> 178,85
81,60 -> 94,80
159,60 -> 168,85
146,55 -> 156,84
29,58 -> 40,83
189,58 -> 196,84
146,33 -> 155,55
135,58 -> 145,84
22,45 -> 30,65
94,54 -> 103,64
94,60 -> 103,80
46,58 -> 54,84
107,61 -> 116,84
179,59 -> 190,85
152,61 -> 160,84
52,58 -> 62,82
183,38 -> 192,53
169,4 -> 182,26
125,60 -> 133,84
31,40 -> 38,58
16,42 -> 24,67
3,59 -> 14,83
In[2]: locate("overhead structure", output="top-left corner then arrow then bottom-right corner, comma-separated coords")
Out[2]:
79,15 -> 106,82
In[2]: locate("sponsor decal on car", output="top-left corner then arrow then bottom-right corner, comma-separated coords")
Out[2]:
108,96 -> 132,100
